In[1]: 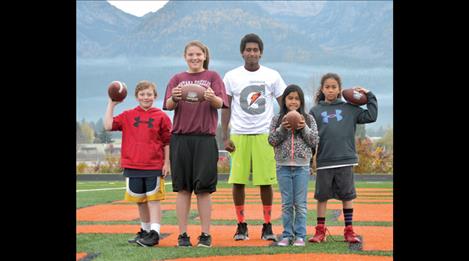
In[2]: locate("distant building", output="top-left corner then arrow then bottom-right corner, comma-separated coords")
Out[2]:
76,143 -> 121,162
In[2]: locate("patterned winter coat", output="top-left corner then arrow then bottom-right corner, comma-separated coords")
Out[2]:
268,113 -> 319,166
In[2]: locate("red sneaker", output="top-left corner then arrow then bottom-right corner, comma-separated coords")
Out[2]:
344,225 -> 361,243
308,224 -> 327,243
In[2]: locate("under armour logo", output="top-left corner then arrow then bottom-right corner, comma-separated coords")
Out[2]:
133,117 -> 154,128
321,110 -> 343,123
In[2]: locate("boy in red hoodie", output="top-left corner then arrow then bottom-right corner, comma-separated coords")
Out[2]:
104,80 -> 172,247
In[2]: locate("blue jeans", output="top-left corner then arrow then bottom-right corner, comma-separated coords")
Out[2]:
276,165 -> 310,240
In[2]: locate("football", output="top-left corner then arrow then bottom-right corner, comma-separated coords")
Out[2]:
342,88 -> 368,105
108,81 -> 127,102
283,110 -> 303,130
181,84 -> 206,103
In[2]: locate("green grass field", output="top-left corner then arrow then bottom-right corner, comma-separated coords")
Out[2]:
77,180 -> 393,261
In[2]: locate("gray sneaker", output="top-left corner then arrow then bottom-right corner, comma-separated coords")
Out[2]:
292,238 -> 305,246
277,237 -> 290,246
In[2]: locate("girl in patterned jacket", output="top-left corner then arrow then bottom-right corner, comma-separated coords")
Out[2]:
268,84 -> 319,246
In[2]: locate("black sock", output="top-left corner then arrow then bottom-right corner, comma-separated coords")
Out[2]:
343,208 -> 353,226
317,217 -> 326,225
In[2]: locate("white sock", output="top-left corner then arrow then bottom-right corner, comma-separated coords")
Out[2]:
151,223 -> 161,234
141,222 -> 151,232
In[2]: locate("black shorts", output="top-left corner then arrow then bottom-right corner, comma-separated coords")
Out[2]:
170,134 -> 218,194
123,168 -> 162,178
314,166 -> 357,201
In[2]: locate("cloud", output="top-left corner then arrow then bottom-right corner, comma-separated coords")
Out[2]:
107,0 -> 168,17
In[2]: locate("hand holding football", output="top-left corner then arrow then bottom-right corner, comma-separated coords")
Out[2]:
181,84 -> 206,103
342,88 -> 368,105
171,86 -> 182,102
108,81 -> 127,102
283,110 -> 303,130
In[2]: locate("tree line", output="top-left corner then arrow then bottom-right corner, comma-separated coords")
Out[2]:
76,118 -> 116,144
77,118 -> 391,149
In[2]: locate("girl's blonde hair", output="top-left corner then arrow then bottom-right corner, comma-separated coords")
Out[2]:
134,80 -> 157,98
184,40 -> 210,70
314,73 -> 342,104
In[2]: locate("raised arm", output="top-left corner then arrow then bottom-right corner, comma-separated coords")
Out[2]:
104,98 -> 120,131
355,87 -> 378,124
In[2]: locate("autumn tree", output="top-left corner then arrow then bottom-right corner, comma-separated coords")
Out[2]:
80,119 -> 95,144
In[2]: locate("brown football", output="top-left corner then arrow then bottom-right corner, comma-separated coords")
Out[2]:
181,84 -> 206,103
283,110 -> 303,130
342,88 -> 368,105
108,81 -> 127,102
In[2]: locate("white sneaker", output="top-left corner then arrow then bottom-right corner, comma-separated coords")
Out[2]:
293,238 -> 305,246
277,237 -> 290,246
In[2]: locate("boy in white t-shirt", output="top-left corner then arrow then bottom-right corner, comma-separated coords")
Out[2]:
221,33 -> 287,242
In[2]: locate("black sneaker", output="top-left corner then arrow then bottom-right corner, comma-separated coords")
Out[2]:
234,222 -> 249,240
128,229 -> 148,244
197,233 -> 212,247
136,230 -> 159,247
261,223 -> 277,241
177,232 -> 192,247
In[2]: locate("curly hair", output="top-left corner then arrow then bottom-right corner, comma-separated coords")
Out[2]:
240,33 -> 264,54
314,73 -> 342,104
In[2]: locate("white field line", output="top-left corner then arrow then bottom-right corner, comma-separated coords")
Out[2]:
77,187 -> 125,193
77,182 -> 172,193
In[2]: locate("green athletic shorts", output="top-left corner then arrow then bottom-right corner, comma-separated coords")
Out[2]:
228,134 -> 277,185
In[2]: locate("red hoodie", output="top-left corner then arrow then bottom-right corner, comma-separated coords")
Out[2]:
112,106 -> 172,170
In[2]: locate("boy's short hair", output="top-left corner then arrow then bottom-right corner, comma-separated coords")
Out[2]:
135,80 -> 157,97
240,33 -> 264,54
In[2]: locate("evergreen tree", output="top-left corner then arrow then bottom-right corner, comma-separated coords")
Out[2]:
97,128 -> 113,144
89,120 -> 96,133
93,130 -> 99,143
95,118 -> 104,133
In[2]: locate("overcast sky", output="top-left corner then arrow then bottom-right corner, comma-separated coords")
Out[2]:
107,0 -> 169,17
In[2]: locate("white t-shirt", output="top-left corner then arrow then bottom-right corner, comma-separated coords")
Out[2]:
223,65 -> 287,134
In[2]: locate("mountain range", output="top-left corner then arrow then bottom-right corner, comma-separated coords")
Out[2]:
77,0 -> 393,67
76,1 -> 393,129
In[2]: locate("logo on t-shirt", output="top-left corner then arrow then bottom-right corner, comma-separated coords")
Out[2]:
240,85 -> 266,115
